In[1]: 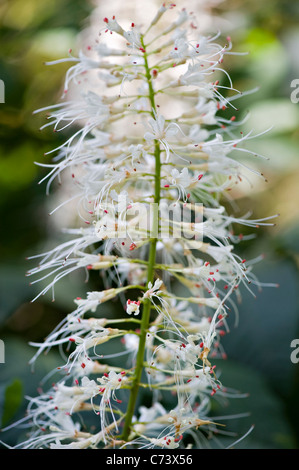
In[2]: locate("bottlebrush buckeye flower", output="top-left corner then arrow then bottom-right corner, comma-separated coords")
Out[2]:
3,3 -> 278,449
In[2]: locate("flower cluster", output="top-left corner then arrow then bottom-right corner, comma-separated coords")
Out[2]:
6,3 -> 277,449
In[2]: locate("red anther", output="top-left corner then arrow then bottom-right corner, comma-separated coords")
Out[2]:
75,379 -> 79,385
211,388 -> 216,396
152,69 -> 158,78
218,330 -> 226,337
230,116 -> 236,121
209,272 -> 214,275
118,378 -> 122,382
218,314 -> 223,320
172,63 -> 177,67
86,265 -> 93,270
205,262 -> 210,266
174,47 -> 178,50
81,363 -> 86,369
103,373 -> 109,377
121,242 -> 125,246
187,193 -> 190,198
215,80 -> 219,85
222,352 -> 227,360
224,285 -> 228,290
226,36 -> 231,42
131,22 -> 135,27
72,173 -> 75,178
87,46 -> 91,50
121,371 -> 126,375
139,47 -> 146,53
199,342 -> 204,348
116,399 -> 122,404
112,15 -> 115,20
222,105 -> 226,110
129,242 -> 137,251
127,299 -> 131,304
187,379 -> 192,383
217,384 -> 221,389
164,184 -> 170,188
241,259 -> 246,263
198,174 -> 203,181
69,338 -> 76,342
103,17 -> 109,23
104,209 -> 108,213
181,343 -> 186,348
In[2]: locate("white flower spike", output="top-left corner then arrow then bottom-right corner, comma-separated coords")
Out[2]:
3,3 -> 278,450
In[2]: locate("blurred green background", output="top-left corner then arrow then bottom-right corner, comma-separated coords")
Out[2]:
0,0 -> 299,448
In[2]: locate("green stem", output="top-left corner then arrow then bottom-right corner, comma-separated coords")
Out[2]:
121,37 -> 161,441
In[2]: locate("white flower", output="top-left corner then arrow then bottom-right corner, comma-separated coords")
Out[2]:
143,279 -> 163,299
126,299 -> 140,316
150,435 -> 179,449
144,113 -> 180,162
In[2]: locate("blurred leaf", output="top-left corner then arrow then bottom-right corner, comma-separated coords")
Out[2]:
0,338 -> 60,446
243,99 -> 299,135
0,265 -> 36,323
31,28 -> 76,57
211,359 -> 295,448
241,29 -> 289,92
276,223 -> 299,255
1,379 -> 23,428
240,135 -> 299,173
221,252 -> 299,397
0,143 -> 39,188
